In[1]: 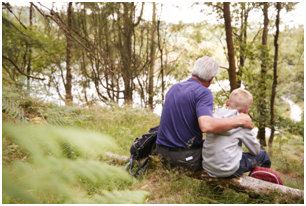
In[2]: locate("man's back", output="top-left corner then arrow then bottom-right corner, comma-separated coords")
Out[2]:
202,109 -> 260,177
157,78 -> 214,148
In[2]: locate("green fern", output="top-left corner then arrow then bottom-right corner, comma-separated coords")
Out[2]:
2,124 -> 149,204
2,98 -> 27,122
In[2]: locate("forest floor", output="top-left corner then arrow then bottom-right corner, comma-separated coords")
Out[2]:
2,95 -> 304,204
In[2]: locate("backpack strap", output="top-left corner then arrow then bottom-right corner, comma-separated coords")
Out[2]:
123,154 -> 134,174
132,141 -> 156,178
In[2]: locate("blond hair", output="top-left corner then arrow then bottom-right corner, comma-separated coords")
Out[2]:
228,88 -> 253,113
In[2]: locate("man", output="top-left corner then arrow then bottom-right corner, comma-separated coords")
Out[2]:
156,56 -> 253,171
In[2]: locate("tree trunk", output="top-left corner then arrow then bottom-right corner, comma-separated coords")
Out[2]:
189,170 -> 304,201
27,3 -> 33,91
157,20 -> 165,107
269,3 -> 281,147
106,152 -> 304,201
223,2 -> 237,92
120,3 -> 134,104
148,2 -> 156,111
237,3 -> 249,88
65,2 -> 73,105
257,3 -> 269,147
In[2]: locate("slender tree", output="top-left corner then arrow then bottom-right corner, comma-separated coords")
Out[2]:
257,3 -> 270,146
223,2 -> 237,92
65,2 -> 73,105
268,2 -> 281,147
27,3 -> 33,91
148,2 -> 157,110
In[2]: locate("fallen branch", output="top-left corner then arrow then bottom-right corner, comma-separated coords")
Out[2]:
106,152 -> 129,163
106,152 -> 304,201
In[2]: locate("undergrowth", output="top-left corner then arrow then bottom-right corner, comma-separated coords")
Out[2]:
2,89 -> 304,204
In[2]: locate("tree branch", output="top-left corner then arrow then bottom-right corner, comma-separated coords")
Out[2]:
2,17 -> 34,40
2,55 -> 45,80
2,2 -> 27,29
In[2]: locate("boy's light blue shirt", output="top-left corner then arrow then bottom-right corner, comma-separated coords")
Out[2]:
202,109 -> 260,177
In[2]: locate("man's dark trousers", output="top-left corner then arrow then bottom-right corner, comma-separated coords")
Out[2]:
156,144 -> 202,171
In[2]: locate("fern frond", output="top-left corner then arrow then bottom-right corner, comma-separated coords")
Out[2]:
2,98 -> 27,122
2,124 -> 149,204
3,124 -> 116,158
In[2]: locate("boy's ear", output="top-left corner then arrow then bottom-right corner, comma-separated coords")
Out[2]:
243,108 -> 250,114
226,99 -> 230,107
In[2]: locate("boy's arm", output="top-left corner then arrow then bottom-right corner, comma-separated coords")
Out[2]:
240,129 -> 260,155
198,113 -> 253,134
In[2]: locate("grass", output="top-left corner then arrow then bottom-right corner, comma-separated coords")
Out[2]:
2,95 -> 304,204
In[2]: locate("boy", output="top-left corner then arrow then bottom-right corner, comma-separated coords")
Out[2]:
202,88 -> 271,178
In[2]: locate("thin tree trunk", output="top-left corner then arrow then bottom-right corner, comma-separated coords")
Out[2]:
223,2 -> 237,92
121,3 -> 133,104
237,3 -> 249,88
269,3 -> 281,147
157,20 -> 164,107
27,3 -> 33,91
257,3 -> 269,147
148,2 -> 156,111
65,2 -> 73,105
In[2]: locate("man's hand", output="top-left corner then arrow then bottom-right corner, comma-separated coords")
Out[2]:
236,113 -> 253,129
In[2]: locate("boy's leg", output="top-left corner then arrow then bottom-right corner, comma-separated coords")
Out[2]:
227,150 -> 271,178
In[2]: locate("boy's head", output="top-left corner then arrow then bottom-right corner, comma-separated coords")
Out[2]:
226,88 -> 253,114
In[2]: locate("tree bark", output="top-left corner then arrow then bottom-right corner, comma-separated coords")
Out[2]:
269,3 -> 281,147
148,2 -> 156,111
157,20 -> 165,107
65,2 -> 73,105
257,3 -> 269,147
237,3 -> 250,88
189,170 -> 303,201
223,2 -> 237,92
27,3 -> 33,91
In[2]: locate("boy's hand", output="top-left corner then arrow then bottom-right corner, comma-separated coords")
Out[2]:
237,113 -> 253,129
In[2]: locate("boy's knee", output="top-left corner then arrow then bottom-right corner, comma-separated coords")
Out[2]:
259,150 -> 271,168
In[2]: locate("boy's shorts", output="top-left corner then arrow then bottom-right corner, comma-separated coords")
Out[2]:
227,150 -> 271,178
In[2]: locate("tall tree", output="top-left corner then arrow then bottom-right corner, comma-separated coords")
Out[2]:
223,2 -> 237,92
257,2 -> 270,146
234,3 -> 256,88
27,3 -> 33,91
268,2 -> 281,147
65,2 -> 73,105
148,2 -> 157,110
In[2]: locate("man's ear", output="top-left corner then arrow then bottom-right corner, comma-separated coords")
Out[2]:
226,99 -> 230,107
209,76 -> 214,84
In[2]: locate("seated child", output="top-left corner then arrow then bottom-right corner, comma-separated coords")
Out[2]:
202,88 -> 271,178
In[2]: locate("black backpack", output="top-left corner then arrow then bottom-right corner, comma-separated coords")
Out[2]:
124,125 -> 159,178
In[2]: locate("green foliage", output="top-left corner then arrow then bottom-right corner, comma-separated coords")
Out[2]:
275,114 -> 304,138
2,98 -> 27,122
2,124 -> 149,204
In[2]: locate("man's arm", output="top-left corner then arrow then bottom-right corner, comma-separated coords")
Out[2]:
198,113 -> 253,134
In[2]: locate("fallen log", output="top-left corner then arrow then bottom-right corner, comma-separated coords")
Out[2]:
189,170 -> 304,201
106,152 -> 304,201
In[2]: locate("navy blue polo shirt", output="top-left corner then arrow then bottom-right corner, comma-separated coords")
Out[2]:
156,78 -> 214,148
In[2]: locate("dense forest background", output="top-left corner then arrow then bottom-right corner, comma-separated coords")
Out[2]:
2,2 -> 304,204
